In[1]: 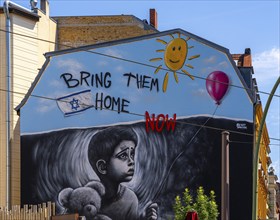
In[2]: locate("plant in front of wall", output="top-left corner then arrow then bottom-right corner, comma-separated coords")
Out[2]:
193,186 -> 209,220
173,188 -> 193,220
173,186 -> 219,220
207,190 -> 219,220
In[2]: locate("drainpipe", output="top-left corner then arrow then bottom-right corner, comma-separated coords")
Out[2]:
3,0 -> 11,210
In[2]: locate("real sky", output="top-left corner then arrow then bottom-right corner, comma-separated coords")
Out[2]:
2,0 -> 280,175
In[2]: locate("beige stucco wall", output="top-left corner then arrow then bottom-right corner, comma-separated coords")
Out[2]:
37,9 -> 57,65
0,7 -> 57,206
11,13 -> 38,205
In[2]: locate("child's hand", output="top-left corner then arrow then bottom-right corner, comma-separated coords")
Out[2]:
145,202 -> 158,220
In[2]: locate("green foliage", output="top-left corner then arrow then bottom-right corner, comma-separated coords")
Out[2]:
183,188 -> 193,212
173,186 -> 219,220
208,190 -> 219,220
193,187 -> 209,220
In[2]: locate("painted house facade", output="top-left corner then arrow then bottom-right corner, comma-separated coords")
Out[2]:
17,29 -> 255,220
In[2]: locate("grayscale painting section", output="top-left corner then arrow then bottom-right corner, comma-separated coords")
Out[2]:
21,117 -> 253,220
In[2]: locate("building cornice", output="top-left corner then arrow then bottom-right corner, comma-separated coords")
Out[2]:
0,5 -> 39,21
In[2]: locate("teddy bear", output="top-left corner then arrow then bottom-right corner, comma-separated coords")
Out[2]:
58,180 -> 111,220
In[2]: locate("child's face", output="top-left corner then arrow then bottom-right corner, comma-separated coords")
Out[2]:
107,140 -> 136,183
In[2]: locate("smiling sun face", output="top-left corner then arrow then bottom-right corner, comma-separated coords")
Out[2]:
150,33 -> 200,92
165,38 -> 187,71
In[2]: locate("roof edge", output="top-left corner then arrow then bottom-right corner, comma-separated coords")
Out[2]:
0,2 -> 40,21
45,28 -> 230,58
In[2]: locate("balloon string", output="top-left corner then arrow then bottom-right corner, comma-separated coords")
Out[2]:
152,104 -> 219,201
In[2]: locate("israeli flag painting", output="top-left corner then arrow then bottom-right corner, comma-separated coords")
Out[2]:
56,90 -> 93,116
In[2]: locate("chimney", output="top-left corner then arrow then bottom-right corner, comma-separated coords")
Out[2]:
40,0 -> 49,16
243,48 -> 252,67
231,48 -> 252,67
150,9 -> 158,29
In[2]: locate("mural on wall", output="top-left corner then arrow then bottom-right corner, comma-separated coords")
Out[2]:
149,33 -> 200,92
19,30 -> 254,220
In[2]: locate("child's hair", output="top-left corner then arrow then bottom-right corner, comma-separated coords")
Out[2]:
88,126 -> 138,173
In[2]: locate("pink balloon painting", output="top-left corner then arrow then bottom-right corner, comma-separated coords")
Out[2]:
206,71 -> 230,105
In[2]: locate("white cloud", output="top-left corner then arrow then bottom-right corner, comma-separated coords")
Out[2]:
253,47 -> 280,86
36,98 -> 56,113
270,160 -> 280,178
201,66 -> 216,74
267,106 -> 280,126
49,79 -> 64,88
103,48 -> 124,59
115,65 -> 124,73
36,91 -> 70,113
218,61 -> 229,69
203,55 -> 217,64
56,58 -> 84,73
192,88 -> 208,97
97,60 -> 108,67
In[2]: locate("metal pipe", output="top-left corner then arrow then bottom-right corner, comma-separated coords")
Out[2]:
3,0 -> 11,210
252,76 -> 280,220
5,0 -> 32,12
221,131 -> 230,220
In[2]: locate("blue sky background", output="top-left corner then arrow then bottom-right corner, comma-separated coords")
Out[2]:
4,0 -> 279,175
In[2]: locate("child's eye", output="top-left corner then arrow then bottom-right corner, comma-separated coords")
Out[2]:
118,153 -> 128,160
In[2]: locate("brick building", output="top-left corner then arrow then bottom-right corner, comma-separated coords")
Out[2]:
52,9 -> 158,50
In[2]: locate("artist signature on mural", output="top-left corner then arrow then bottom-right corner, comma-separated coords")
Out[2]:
236,123 -> 247,130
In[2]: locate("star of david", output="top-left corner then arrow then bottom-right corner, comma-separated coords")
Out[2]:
70,98 -> 80,110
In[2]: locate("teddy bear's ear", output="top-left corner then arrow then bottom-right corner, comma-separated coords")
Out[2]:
85,180 -> 105,196
58,187 -> 73,208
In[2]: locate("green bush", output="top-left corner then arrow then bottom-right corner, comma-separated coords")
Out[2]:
173,186 -> 219,220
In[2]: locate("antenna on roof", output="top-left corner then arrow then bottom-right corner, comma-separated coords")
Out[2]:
30,0 -> 38,12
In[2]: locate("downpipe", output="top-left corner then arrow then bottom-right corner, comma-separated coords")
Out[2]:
3,0 -> 11,210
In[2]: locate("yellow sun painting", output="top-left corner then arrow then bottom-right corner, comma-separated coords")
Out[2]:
150,33 -> 200,92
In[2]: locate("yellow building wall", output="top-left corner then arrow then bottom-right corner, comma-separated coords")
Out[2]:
0,7 -> 57,206
37,9 -> 57,66
11,13 -> 39,206
256,103 -> 270,220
